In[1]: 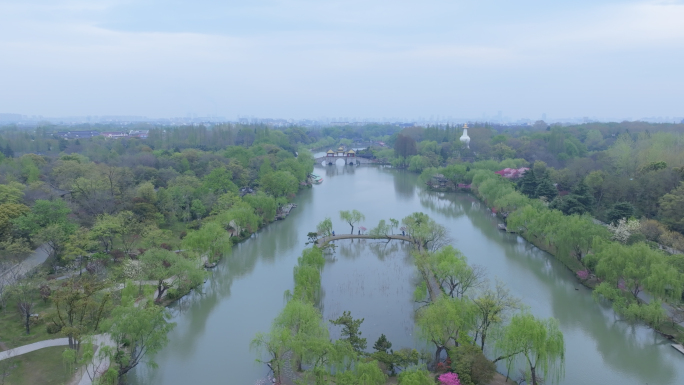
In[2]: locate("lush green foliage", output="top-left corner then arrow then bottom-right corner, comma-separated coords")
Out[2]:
397,368 -> 434,385
472,168 -> 682,326
0,125 -> 322,385
316,217 -> 333,237
339,209 -> 366,234
496,313 -> 565,385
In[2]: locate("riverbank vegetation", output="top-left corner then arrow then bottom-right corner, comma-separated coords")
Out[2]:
3,119 -> 684,383
325,120 -> 684,340
468,170 -> 684,338
254,213 -> 565,385
338,121 -> 684,251
0,125 -> 315,384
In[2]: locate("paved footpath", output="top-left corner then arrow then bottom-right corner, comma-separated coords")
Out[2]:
0,244 -> 49,287
0,335 -> 113,385
0,338 -> 69,361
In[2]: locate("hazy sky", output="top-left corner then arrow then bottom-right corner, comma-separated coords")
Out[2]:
1,0 -> 683,120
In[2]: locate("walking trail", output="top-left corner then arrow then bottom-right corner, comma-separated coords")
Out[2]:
0,244 -> 50,286
0,338 -> 69,361
0,335 -> 114,385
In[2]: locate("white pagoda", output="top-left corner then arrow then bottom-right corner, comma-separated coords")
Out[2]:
459,123 -> 471,148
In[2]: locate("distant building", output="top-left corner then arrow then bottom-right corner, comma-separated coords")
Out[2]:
430,174 -> 449,188
55,130 -> 100,139
101,132 -> 128,139
129,130 -> 149,138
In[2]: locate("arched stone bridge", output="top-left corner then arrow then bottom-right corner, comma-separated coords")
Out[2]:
314,155 -> 375,165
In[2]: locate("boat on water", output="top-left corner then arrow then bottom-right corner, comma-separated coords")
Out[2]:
310,174 -> 323,184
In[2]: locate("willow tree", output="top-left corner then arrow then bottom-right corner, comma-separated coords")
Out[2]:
416,295 -> 476,366
340,210 -> 365,234
472,281 -> 520,351
430,246 -> 485,299
99,300 -> 175,382
402,212 -> 450,252
550,214 -> 609,263
316,217 -> 333,237
275,299 -> 329,372
182,221 -> 232,263
588,240 -> 683,326
139,248 -> 205,302
496,313 -> 565,385
335,361 -> 386,385
591,240 -> 683,301
215,202 -> 261,236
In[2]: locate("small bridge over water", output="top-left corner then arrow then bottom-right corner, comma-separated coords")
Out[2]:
315,146 -> 378,165
314,155 -> 375,165
316,234 -> 413,247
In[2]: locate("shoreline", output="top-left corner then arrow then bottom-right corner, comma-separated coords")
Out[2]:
451,186 -> 684,345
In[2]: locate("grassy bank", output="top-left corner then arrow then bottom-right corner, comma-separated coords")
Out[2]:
0,346 -> 73,385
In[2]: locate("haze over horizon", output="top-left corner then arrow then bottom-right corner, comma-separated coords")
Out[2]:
1,0 -> 683,121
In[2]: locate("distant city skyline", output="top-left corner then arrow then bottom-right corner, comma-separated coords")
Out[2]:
1,1 -> 683,119
2,112 -> 682,127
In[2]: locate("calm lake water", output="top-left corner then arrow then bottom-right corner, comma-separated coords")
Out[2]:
131,163 -> 684,385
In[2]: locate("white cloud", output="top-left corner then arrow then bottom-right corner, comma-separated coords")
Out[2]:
0,0 -> 682,118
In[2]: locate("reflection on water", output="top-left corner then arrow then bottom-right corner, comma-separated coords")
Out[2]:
416,189 -> 680,385
322,239 -> 420,352
392,169 -> 415,200
132,166 -> 684,385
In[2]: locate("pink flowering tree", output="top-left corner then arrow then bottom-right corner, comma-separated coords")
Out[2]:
438,372 -> 461,385
576,270 -> 589,280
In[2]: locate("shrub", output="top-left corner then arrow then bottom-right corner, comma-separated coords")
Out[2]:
450,344 -> 495,385
47,323 -> 62,334
397,368 -> 434,385
438,372 -> 461,385
165,288 -> 181,301
39,284 -> 51,303
626,233 -> 647,245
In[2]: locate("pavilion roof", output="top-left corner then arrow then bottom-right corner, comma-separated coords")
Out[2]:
326,149 -> 335,153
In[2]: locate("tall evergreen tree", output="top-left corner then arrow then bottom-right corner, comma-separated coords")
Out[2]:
571,181 -> 594,209
330,311 -> 367,353
606,202 -> 635,224
518,169 -> 538,198
535,178 -> 558,201
550,181 -> 595,215
373,334 -> 392,353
